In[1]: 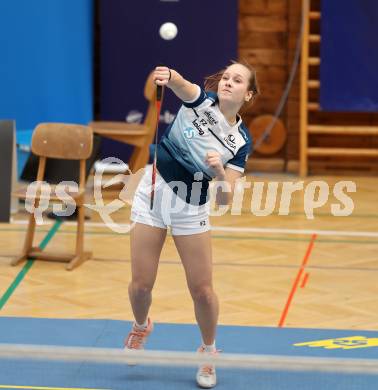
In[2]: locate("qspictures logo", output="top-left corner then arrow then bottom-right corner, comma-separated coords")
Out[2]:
209,178 -> 356,219
23,158 -> 357,232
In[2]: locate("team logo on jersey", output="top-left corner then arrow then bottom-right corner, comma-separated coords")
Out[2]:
184,127 -> 196,139
204,111 -> 218,125
224,134 -> 236,149
192,119 -> 205,136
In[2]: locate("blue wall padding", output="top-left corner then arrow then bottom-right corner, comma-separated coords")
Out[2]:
0,0 -> 93,129
320,1 -> 378,112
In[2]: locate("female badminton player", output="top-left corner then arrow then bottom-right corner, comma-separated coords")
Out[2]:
125,62 -> 259,388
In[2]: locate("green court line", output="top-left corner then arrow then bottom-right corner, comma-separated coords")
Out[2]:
0,221 -> 62,310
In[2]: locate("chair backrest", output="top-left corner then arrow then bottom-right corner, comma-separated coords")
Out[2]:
32,123 -> 93,160
126,73 -> 161,171
144,71 -> 157,103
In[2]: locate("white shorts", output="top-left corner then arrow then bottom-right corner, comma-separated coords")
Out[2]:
131,166 -> 211,236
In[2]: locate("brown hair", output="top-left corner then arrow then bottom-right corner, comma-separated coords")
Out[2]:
204,60 -> 260,113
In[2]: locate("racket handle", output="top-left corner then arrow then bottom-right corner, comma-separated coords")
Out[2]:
156,85 -> 163,102
150,164 -> 157,210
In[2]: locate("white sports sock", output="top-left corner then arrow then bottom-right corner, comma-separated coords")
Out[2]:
134,319 -> 148,329
202,341 -> 216,353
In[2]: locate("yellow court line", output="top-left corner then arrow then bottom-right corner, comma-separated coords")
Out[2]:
0,385 -> 109,390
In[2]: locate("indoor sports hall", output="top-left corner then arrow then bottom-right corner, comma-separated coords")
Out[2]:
0,1 -> 377,389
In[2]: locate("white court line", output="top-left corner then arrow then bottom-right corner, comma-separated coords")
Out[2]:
9,218 -> 378,238
0,343 -> 378,375
210,226 -> 378,238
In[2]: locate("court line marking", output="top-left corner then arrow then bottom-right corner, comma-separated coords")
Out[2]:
1,229 -> 377,247
0,386 -> 109,390
300,272 -> 310,288
2,343 -> 378,374
88,256 -> 378,272
8,220 -> 378,238
0,221 -> 62,310
11,206 -> 378,219
278,234 -> 317,327
211,226 -> 378,238
2,251 -> 378,272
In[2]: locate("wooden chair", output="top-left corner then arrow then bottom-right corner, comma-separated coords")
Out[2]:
89,72 -> 158,172
12,123 -> 93,270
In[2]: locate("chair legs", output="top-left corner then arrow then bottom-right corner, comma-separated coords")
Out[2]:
128,145 -> 150,173
11,212 -> 37,266
66,204 -> 92,271
12,205 -> 92,271
66,251 -> 92,271
11,253 -> 29,266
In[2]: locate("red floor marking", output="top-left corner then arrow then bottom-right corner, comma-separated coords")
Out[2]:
278,234 -> 317,327
300,272 -> 310,288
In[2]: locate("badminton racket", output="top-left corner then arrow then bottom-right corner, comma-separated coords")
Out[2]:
150,83 -> 164,210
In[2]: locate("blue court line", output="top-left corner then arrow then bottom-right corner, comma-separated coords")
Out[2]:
0,221 -> 62,310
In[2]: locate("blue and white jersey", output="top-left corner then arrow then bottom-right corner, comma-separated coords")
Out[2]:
157,85 -> 253,205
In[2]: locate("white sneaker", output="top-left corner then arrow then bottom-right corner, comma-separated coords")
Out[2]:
124,318 -> 153,350
196,346 -> 218,388
124,318 -> 154,366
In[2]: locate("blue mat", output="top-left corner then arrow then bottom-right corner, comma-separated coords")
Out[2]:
0,317 -> 377,389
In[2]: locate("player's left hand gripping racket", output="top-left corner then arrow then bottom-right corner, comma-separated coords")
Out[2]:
150,84 -> 164,210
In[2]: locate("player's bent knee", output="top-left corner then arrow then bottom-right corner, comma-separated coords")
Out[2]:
129,280 -> 154,296
190,285 -> 215,305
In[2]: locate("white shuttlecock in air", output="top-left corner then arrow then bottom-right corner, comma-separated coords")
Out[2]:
159,22 -> 178,40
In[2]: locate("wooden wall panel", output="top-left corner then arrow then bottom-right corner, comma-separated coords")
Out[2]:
239,0 -> 289,160
240,0 -> 378,172
241,16 -> 287,32
239,49 -> 287,66
239,0 -> 286,15
239,32 -> 286,50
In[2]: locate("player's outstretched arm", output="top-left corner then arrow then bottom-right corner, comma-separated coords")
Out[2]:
153,66 -> 199,102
